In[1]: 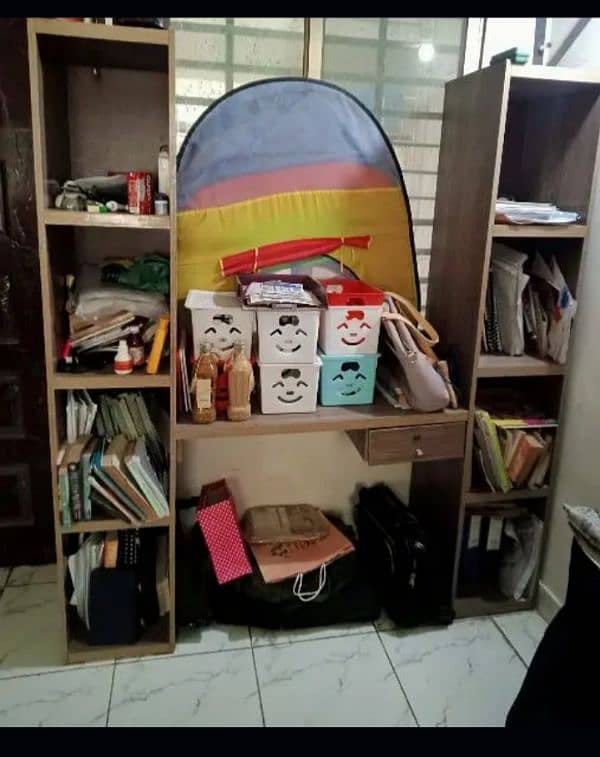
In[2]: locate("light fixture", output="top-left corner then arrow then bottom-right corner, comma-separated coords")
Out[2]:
418,42 -> 435,63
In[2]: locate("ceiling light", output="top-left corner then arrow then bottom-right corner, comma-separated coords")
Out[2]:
418,42 -> 435,63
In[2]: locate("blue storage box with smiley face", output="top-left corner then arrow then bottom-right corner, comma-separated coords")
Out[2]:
258,357 -> 321,414
318,351 -> 379,406
185,290 -> 254,361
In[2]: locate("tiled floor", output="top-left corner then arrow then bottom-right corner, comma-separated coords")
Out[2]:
0,564 -> 547,727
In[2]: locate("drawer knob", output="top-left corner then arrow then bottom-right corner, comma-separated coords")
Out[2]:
415,447 -> 424,457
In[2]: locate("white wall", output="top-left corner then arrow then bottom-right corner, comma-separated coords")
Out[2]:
177,433 -> 411,523
539,31 -> 600,615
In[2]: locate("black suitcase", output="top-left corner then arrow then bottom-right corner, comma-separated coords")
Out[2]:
355,483 -> 454,628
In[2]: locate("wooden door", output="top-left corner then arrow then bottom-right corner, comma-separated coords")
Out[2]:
0,18 -> 54,565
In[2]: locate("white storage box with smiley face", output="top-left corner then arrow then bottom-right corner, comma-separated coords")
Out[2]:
318,278 -> 384,356
258,357 -> 321,414
185,290 -> 254,361
257,309 -> 320,364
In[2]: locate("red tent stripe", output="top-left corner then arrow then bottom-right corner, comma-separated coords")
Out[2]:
220,236 -> 371,277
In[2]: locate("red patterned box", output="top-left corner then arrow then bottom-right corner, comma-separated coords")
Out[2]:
196,479 -> 252,584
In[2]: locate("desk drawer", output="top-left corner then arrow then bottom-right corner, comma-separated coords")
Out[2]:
360,423 -> 465,465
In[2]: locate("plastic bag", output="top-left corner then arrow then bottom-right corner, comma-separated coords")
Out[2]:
499,515 -> 544,600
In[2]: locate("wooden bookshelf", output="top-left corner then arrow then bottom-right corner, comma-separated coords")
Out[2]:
465,486 -> 551,505
27,18 -> 177,662
62,516 -> 170,535
44,209 -> 170,229
477,353 -> 566,378
52,368 -> 171,390
176,405 -> 468,440
491,223 -> 587,238
412,62 -> 600,618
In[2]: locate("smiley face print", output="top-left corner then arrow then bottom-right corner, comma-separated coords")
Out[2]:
332,360 -> 367,397
203,313 -> 243,353
269,314 -> 308,354
336,309 -> 371,347
272,368 -> 309,404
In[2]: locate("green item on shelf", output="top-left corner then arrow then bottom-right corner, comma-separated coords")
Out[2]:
101,254 -> 170,295
490,47 -> 530,66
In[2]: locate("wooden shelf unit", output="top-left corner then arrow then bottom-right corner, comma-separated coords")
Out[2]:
176,405 -> 468,440
28,18 -> 177,662
491,223 -> 587,238
413,62 -> 600,618
44,209 -> 170,229
477,353 -> 566,378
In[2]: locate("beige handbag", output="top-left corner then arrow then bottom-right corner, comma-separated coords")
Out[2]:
379,292 -> 457,412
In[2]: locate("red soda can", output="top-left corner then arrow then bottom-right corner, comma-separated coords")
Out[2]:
127,171 -> 153,214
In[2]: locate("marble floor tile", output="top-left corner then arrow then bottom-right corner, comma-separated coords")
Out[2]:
255,633 -> 416,727
175,624 -> 251,657
8,563 -> 57,586
0,665 -> 113,726
108,649 -> 262,726
0,583 -> 112,678
380,618 -> 527,727
493,611 -> 547,666
251,621 -> 375,648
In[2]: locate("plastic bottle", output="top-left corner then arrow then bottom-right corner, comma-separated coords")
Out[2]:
191,343 -> 218,424
226,341 -> 254,421
128,326 -> 145,368
114,339 -> 133,375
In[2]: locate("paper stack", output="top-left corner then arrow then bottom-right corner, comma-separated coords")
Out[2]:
496,199 -> 580,226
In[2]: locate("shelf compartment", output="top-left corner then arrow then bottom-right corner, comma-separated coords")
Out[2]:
53,368 -> 171,390
67,614 -> 172,664
491,223 -> 587,238
32,18 -> 169,72
44,209 -> 170,230
465,487 -> 551,506
176,405 -> 469,440
478,353 -> 566,378
62,516 -> 170,534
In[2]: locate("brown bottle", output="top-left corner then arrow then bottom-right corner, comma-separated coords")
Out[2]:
191,342 -> 218,424
226,341 -> 254,422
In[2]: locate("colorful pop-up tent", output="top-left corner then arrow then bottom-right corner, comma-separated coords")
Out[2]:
177,77 -> 420,307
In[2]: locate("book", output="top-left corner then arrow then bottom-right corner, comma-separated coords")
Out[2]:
103,434 -> 160,520
57,443 -> 71,527
80,437 -> 98,521
474,410 -> 512,493
155,533 -> 170,617
89,476 -> 137,524
507,433 -> 545,487
68,463 -> 83,521
124,437 -> 169,517
90,438 -> 145,521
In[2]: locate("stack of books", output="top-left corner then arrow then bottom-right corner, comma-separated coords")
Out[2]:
474,408 -> 555,493
57,391 -> 168,527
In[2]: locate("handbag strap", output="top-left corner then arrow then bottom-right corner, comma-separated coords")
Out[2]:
382,291 -> 440,346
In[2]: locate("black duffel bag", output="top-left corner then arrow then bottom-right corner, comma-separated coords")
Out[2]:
355,483 -> 454,628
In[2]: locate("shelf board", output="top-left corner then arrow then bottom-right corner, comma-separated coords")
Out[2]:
176,404 -> 468,440
62,516 -> 170,535
67,614 -> 172,664
52,368 -> 171,390
32,18 -> 169,72
44,209 -> 170,230
454,595 -> 534,619
478,353 -> 566,378
465,486 -> 551,505
491,223 -> 587,238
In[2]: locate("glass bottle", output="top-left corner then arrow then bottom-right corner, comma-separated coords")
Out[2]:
128,325 -> 145,368
226,341 -> 254,421
191,342 -> 218,424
